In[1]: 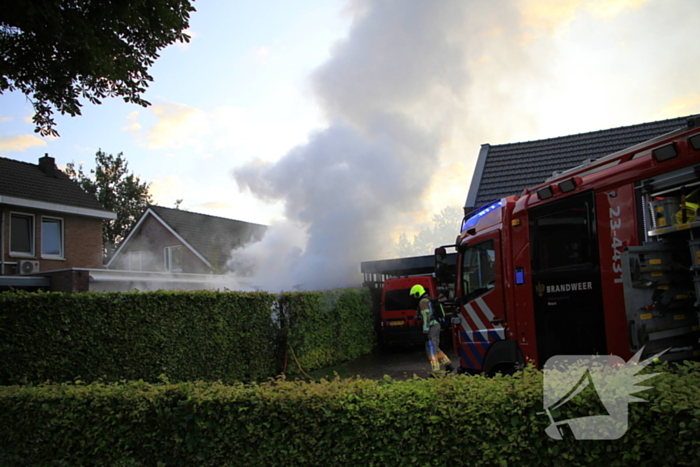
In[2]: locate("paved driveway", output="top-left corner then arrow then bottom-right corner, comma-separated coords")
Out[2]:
345,344 -> 459,380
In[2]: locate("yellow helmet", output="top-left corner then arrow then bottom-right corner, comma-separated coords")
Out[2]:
409,284 -> 426,298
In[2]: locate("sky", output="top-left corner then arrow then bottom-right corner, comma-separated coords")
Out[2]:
2,0 -> 700,290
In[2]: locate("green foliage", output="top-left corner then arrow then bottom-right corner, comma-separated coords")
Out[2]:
0,288 -> 373,385
66,150 -> 152,260
396,206 -> 462,257
0,0 -> 195,136
2,288 -> 697,465
0,363 -> 698,466
0,290 -> 277,385
279,289 -> 375,375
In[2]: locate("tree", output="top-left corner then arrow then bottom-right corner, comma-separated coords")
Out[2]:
395,206 -> 462,257
0,0 -> 195,137
66,150 -> 152,261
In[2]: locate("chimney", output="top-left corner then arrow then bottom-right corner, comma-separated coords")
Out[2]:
39,153 -> 57,177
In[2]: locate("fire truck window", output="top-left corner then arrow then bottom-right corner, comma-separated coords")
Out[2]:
462,239 -> 496,302
384,289 -> 417,311
535,205 -> 592,270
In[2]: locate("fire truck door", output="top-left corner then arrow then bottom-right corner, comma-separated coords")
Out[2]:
457,234 -> 506,370
529,191 -> 607,364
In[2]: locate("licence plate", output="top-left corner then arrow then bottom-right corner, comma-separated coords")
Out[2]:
388,320 -> 405,326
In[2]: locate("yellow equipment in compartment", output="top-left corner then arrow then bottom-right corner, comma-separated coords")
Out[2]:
675,187 -> 700,225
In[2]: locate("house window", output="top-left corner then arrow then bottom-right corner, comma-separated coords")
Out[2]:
126,251 -> 142,271
41,217 -> 64,258
10,212 -> 35,256
164,245 -> 183,272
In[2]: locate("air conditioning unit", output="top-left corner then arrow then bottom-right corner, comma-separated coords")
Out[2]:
18,260 -> 40,275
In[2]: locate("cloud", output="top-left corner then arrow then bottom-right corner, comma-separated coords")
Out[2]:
656,94 -> 700,120
128,102 -> 288,160
148,102 -> 208,149
149,174 -> 185,206
126,102 -> 209,150
520,0 -> 652,36
121,111 -> 142,136
124,85 -> 322,168
0,134 -> 47,154
196,201 -> 234,211
251,43 -> 281,65
519,0 -> 582,36
584,0 -> 651,19
208,106 -> 254,149
205,103 -> 322,163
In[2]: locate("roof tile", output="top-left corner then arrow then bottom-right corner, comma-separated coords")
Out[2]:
148,205 -> 267,269
0,156 -> 110,213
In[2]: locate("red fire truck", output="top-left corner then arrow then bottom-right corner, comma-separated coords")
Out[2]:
438,117 -> 700,375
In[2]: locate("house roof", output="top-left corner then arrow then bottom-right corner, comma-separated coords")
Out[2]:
110,205 -> 267,270
0,155 -> 115,219
465,114 -> 700,210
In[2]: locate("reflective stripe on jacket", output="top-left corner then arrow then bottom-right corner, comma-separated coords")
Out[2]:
418,295 -> 437,332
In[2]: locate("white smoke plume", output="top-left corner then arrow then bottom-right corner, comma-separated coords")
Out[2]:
231,121 -> 438,291
223,0 -> 700,291
229,0 -> 507,291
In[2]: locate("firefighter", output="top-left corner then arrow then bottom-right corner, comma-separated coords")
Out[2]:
410,284 -> 454,374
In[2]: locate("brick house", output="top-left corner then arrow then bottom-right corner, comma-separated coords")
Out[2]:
107,205 -> 267,274
465,114 -> 700,213
0,154 -> 116,290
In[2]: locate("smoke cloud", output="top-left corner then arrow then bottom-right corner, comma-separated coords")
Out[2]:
229,0 -> 518,291
232,119 -> 438,290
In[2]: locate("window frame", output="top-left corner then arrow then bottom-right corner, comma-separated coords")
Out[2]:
461,238 -> 497,302
163,245 -> 183,272
9,211 -> 36,257
529,192 -> 597,274
41,215 -> 64,259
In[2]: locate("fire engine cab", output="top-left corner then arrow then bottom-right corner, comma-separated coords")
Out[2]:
442,117 -> 700,375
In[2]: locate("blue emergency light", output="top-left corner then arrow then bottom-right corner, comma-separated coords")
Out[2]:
461,200 -> 503,232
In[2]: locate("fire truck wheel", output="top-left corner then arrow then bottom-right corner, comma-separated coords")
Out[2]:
487,363 -> 517,377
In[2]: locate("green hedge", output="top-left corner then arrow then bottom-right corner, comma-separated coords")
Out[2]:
0,288 -> 374,385
279,289 -> 375,373
0,362 -> 698,466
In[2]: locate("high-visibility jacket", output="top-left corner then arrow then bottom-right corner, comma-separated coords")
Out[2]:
418,294 -> 438,333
